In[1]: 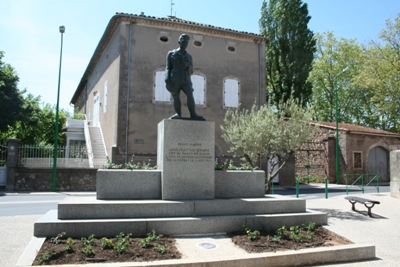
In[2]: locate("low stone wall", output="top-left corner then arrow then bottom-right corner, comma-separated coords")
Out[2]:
390,149 -> 400,198
14,168 -> 97,191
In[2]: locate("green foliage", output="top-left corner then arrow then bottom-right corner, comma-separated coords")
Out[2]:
102,157 -> 123,169
215,158 -> 258,171
101,237 -> 113,250
139,230 -> 163,248
353,14 -> 400,132
308,32 -> 363,123
0,92 -> 67,145
81,234 -> 96,246
81,245 -> 95,256
102,156 -> 156,170
37,250 -> 58,263
113,232 -> 132,254
289,225 -> 314,242
65,237 -> 75,253
221,98 -> 315,193
260,0 -> 316,107
243,224 -> 261,241
309,14 -> 400,133
50,232 -> 66,245
297,175 -> 326,183
0,51 -> 23,132
125,156 -> 155,170
156,244 -> 167,254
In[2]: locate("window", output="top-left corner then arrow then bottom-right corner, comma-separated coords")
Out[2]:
103,81 -> 108,113
159,31 -> 170,43
353,151 -> 363,169
223,78 -> 239,108
191,74 -> 206,105
154,71 -> 171,102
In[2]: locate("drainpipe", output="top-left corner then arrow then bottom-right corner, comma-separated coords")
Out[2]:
258,41 -> 263,108
258,40 -> 263,169
125,16 -> 133,164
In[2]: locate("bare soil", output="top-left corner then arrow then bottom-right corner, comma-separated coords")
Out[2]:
231,227 -> 352,253
33,227 -> 351,265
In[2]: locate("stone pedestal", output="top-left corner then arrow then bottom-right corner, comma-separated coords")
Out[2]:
390,149 -> 400,198
157,119 -> 215,200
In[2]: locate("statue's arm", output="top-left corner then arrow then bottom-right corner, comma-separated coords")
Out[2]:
165,52 -> 172,82
188,54 -> 193,75
165,52 -> 173,90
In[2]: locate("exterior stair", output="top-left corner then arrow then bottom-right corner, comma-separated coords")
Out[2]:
88,126 -> 107,168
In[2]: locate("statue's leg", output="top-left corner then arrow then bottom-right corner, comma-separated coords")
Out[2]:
183,84 -> 204,119
171,91 -> 182,119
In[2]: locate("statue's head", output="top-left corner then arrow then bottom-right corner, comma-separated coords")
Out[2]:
178,34 -> 190,49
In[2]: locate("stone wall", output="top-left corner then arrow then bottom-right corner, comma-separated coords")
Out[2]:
390,149 -> 400,198
295,128 -> 333,181
14,168 -> 97,191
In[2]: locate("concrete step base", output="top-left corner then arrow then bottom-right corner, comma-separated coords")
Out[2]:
58,196 -> 307,219
34,208 -> 327,238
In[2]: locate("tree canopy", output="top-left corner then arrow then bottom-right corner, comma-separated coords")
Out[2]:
221,98 -> 315,193
0,51 -> 23,132
309,13 -> 400,133
260,0 -> 316,108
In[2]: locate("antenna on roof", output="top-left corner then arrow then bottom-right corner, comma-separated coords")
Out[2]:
169,0 -> 175,18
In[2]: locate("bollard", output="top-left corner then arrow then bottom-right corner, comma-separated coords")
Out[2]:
324,177 -> 328,199
295,178 -> 299,198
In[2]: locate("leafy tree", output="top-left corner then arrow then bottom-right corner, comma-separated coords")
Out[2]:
0,51 -> 23,131
0,93 -> 66,145
354,14 -> 400,132
308,32 -> 367,124
221,98 -> 315,193
260,0 -> 316,107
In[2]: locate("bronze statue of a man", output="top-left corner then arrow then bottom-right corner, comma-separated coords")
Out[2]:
165,34 -> 204,120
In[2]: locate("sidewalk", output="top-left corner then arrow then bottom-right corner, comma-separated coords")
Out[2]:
2,186 -> 399,267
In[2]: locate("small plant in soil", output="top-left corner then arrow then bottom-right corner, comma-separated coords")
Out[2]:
242,224 -> 260,241
37,250 -> 58,263
113,232 -> 131,254
65,237 -> 75,253
101,237 -> 113,250
50,232 -> 66,245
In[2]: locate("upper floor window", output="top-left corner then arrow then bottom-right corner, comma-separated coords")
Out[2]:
223,78 -> 239,108
154,71 -> 171,102
191,74 -> 206,106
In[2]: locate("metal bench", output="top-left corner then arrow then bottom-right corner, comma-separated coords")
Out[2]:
345,196 -> 380,217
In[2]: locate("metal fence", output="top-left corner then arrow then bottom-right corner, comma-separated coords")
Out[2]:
18,145 -> 90,168
0,144 -> 7,166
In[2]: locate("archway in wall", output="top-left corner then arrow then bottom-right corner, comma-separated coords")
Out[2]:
367,146 -> 388,182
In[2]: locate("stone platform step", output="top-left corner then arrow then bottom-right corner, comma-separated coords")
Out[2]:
58,196 -> 307,219
34,209 -> 327,238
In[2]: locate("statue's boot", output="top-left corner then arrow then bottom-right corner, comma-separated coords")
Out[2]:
170,113 -> 182,119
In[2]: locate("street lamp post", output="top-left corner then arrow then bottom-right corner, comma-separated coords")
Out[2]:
52,25 -> 65,192
335,66 -> 349,185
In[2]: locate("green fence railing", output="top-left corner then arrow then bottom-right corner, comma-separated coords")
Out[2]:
344,174 -> 380,195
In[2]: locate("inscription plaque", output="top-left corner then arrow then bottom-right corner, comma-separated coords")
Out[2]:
157,119 -> 215,200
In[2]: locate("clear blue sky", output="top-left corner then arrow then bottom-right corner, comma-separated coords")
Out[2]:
1,0 -> 399,113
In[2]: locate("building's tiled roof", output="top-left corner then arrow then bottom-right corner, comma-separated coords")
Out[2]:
115,12 -> 267,40
312,121 -> 400,137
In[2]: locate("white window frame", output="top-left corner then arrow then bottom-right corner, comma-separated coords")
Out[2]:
103,80 -> 108,113
223,78 -> 239,108
154,70 -> 171,102
191,74 -> 206,106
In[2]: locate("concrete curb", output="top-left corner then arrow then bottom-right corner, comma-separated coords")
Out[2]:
16,229 -> 375,267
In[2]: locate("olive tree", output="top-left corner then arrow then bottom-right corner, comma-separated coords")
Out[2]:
221,98 -> 315,193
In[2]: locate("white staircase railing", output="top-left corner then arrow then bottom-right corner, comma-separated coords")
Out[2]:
84,117 -> 94,168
